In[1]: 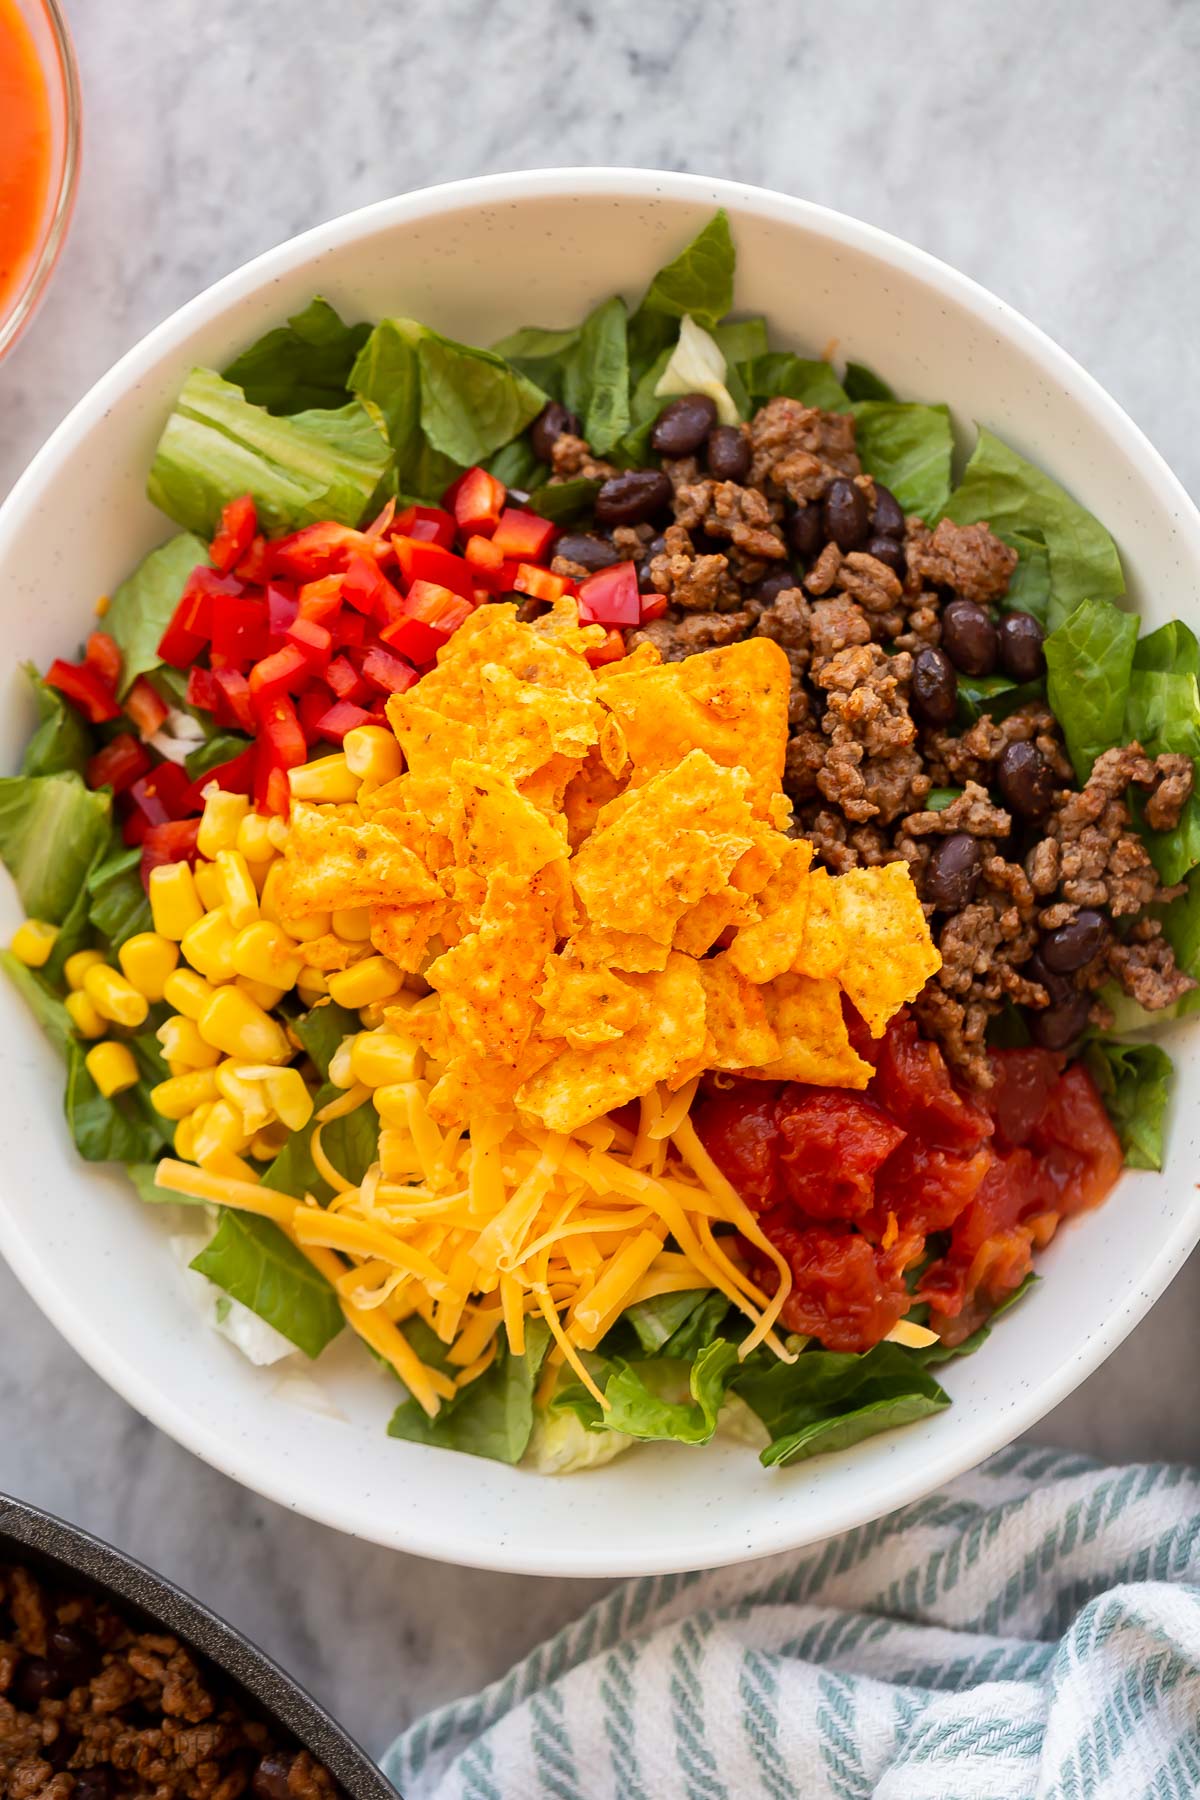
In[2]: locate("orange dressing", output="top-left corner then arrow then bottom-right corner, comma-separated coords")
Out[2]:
0,0 -> 53,315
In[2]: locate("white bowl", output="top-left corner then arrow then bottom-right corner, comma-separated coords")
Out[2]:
2,169 -> 1197,1576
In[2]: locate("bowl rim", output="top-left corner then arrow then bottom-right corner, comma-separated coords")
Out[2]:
0,1490 -> 400,1798
0,0 -> 82,360
2,166 -> 1199,1575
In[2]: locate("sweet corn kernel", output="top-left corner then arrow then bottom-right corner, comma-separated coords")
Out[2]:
215,1061 -> 272,1133
10,919 -> 58,968
157,1014 -> 221,1069
197,789 -> 249,859
238,1064 -> 314,1133
194,1098 -> 252,1164
117,931 -> 180,1002
267,816 -> 291,852
327,956 -> 404,1008
357,1000 -> 389,1029
231,919 -> 303,989
237,976 -> 287,1011
151,1068 -> 221,1119
162,967 -> 219,1021
343,725 -> 403,784
331,906 -> 373,944
288,753 -> 360,803
149,862 -> 205,941
64,949 -> 106,989
197,987 -> 291,1064
378,1126 -> 422,1179
181,907 -> 238,983
295,967 -> 330,1004
249,1121 -> 290,1160
173,1107 -> 203,1161
259,864 -> 330,941
235,813 -> 276,866
351,1032 -> 421,1088
65,988 -> 106,1039
84,1041 -> 139,1097
83,963 -> 149,1028
328,1036 -> 358,1088
372,1082 -> 423,1127
216,849 -> 260,929
193,861 -> 226,913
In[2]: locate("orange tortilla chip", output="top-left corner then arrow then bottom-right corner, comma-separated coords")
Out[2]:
449,761 -> 567,880
833,861 -> 941,1037
425,868 -> 558,1066
697,954 -> 780,1070
562,748 -> 628,849
480,662 -> 602,782
537,953 -> 644,1048
567,925 -> 670,973
597,638 -> 790,814
370,899 -> 450,973
726,838 -> 814,983
790,866 -> 846,980
741,971 -> 872,1088
516,952 -> 706,1132
278,804 -> 442,917
428,1038 -> 560,1127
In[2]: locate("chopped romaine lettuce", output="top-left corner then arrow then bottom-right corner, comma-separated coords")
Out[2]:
525,1407 -> 634,1474
738,352 -> 850,411
86,840 -> 153,949
851,401 -> 953,518
0,771 -> 111,925
102,534 -> 210,695
64,1039 -> 172,1164
489,323 -> 582,401
222,297 -> 372,415
562,295 -> 631,455
20,666 -> 91,777
190,1209 -> 343,1359
843,362 -> 896,403
1125,628 -> 1200,885
1083,1040 -> 1173,1170
731,1340 -> 950,1468
1044,598 -> 1139,782
388,1318 -> 552,1464
0,949 -> 74,1057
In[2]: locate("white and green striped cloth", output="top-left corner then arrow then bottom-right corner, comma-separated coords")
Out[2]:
385,1446 -> 1200,1800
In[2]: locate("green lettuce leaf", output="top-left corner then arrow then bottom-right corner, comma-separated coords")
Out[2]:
222,297 -> 372,415
1083,1040 -> 1173,1170
1124,625 -> 1200,886
1044,598 -> 1139,782
738,352 -> 850,411
941,427 -> 1125,631
418,327 -> 548,466
125,1162 -> 187,1204
489,324 -> 582,401
184,731 -> 252,783
261,1079 -> 377,1203
711,317 -> 770,365
0,771 -> 111,924
190,1209 -> 343,1358
20,667 -> 92,777
291,1001 -> 360,1079
485,435 -> 543,493
148,368 -> 390,537
102,533 -> 211,695
87,841 -> 153,949
349,317 -> 462,503
851,401 -> 953,519
599,1341 -> 740,1445
387,1317 -> 552,1463
843,362 -> 896,403
525,478 -> 602,523
0,949 -> 73,1057
1002,530 -> 1053,623
618,1288 -> 714,1355
561,296 -> 630,456
42,840 -> 105,984
927,787 -> 964,812
955,673 -> 1046,728
730,1340 -> 950,1469
64,1039 -> 172,1163
1164,868 -> 1200,1017
635,210 -> 735,332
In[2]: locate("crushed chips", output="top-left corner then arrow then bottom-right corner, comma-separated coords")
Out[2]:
275,605 -> 940,1131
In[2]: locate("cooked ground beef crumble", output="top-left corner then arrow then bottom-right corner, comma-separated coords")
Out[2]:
529,393 -> 1197,1085
0,1562 -> 341,1800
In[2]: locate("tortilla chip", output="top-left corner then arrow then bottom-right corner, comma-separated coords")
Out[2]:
516,952 -> 706,1132
833,860 -> 942,1037
725,838 -> 814,983
672,889 -> 758,958
449,761 -> 567,880
529,596 -> 611,657
567,925 -> 670,973
385,693 -> 484,781
480,662 -> 602,782
369,899 -> 450,974
277,803 -> 442,917
697,954 -> 780,1070
742,971 -> 872,1088
790,867 -> 846,980
597,638 -> 790,814
297,935 -> 369,973
537,953 -> 644,1048
570,749 -> 756,944
425,868 -> 558,1066
428,1038 -> 560,1127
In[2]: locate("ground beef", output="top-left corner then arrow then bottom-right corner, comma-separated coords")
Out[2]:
904,517 -> 1019,603
1145,751 -> 1195,831
926,703 -> 1075,788
902,781 -> 1012,840
1105,918 -> 1197,1010
627,607 -> 757,661
813,644 -> 928,824
0,1562 -> 342,1800
647,523 -> 743,613
747,398 -> 861,502
548,433 -> 616,481
1038,744 -> 1186,918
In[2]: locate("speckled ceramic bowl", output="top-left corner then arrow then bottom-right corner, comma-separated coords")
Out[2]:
0,1493 -> 399,1799
0,170 -> 1197,1576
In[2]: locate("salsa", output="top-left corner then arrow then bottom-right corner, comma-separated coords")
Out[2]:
0,0 -> 52,319
694,1010 -> 1123,1353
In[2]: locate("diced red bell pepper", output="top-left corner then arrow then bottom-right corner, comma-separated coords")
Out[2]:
379,580 -> 473,663
212,667 -> 255,732
283,614 -> 332,674
315,699 -> 374,741
391,535 -> 477,602
186,666 -> 222,714
342,552 -> 400,619
584,628 -> 626,668
361,645 -> 420,696
86,733 -> 150,795
639,593 -> 669,622
45,658 -> 121,724
297,575 -> 344,624
395,504 -> 456,550
331,608 -> 367,649
210,594 -> 268,670
268,522 -> 379,581
514,563 -> 569,604
157,566 -> 233,667
327,654 -> 370,703
266,583 -> 300,647
453,467 -> 506,539
464,534 -> 504,572
209,494 -> 258,574
187,745 -> 257,808
247,643 -> 312,702
125,674 -> 170,740
255,694 -> 307,813
85,631 -> 122,688
298,685 -> 334,743
234,533 -> 271,585
123,763 -> 194,842
491,507 -> 556,563
140,819 -> 202,888
577,561 -> 641,626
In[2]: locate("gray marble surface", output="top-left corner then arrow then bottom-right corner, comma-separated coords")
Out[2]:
2,0 -> 1199,1761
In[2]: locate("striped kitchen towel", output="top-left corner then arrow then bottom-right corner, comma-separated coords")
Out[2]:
385,1444 -> 1200,1800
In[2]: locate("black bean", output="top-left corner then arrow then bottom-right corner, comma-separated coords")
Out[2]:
72,1771 -> 116,1800
253,1754 -> 296,1800
593,470 -> 674,528
706,425 -> 751,483
911,648 -> 958,726
13,1654 -> 69,1707
941,598 -> 999,676
865,534 -> 906,577
871,483 -> 906,539
1041,908 -> 1108,974
1029,989 -> 1092,1051
1026,950 -> 1075,1008
924,834 -> 983,911
47,1623 -> 100,1690
997,610 -> 1046,682
529,401 -> 580,463
997,741 -> 1056,819
44,1728 -> 78,1771
651,394 -> 718,457
553,532 -> 622,573
788,502 -> 824,560
750,569 -> 799,605
822,478 -> 871,551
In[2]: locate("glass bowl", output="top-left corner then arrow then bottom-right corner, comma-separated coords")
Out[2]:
0,0 -> 80,359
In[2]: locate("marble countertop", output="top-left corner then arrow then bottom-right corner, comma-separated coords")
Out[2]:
2,0 -> 1199,1761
